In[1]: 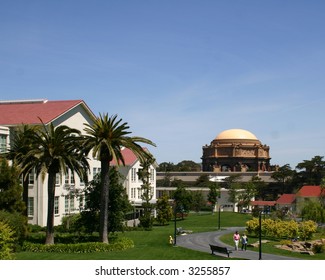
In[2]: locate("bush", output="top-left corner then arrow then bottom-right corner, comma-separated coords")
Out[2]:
22,237 -> 134,253
313,243 -> 325,254
0,210 -> 28,244
0,221 -> 15,259
246,218 -> 317,240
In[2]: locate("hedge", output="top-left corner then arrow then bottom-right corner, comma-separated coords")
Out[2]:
22,237 -> 134,253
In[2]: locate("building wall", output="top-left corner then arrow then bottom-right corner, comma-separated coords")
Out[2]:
26,106 -> 101,226
118,161 -> 157,206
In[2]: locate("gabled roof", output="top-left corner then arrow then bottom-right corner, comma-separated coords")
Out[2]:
0,99 -> 95,126
296,185 -> 324,197
111,147 -> 138,167
276,194 -> 296,204
111,147 -> 157,167
250,200 -> 276,206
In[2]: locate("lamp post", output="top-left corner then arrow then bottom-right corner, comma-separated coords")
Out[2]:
218,205 -> 222,230
174,200 -> 177,246
259,210 -> 262,260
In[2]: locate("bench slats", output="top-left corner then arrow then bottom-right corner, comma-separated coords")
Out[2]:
209,244 -> 232,258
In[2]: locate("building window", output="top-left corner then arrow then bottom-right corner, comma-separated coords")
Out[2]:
65,196 -> 69,213
0,135 -> 7,153
56,173 -> 60,186
131,168 -> 137,182
54,196 -> 59,215
65,195 -> 76,213
150,168 -> 155,182
79,195 -> 84,210
28,172 -> 35,185
131,188 -> 136,199
93,167 -> 101,179
65,169 -> 75,186
28,197 -> 34,216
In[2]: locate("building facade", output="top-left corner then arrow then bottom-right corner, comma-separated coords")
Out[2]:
0,99 -> 101,226
0,99 -> 156,226
202,128 -> 271,172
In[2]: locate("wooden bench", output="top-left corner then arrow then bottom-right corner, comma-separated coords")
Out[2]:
209,244 -> 233,258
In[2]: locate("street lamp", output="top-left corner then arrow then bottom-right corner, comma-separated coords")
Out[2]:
174,200 -> 177,246
218,205 -> 223,230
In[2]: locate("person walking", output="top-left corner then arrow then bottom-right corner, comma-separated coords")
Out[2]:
241,233 -> 248,251
233,231 -> 240,250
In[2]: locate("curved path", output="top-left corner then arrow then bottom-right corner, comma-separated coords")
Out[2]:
176,227 -> 300,260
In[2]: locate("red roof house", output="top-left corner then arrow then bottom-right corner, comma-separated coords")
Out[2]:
0,99 -> 95,126
0,99 -> 98,227
296,185 -> 324,197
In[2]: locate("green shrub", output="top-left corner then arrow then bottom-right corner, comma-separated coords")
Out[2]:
312,243 -> 325,254
22,237 -> 134,253
246,218 -> 317,240
0,221 -> 15,259
0,210 -> 28,244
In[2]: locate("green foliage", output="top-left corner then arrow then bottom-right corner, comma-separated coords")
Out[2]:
301,200 -> 325,223
295,155 -> 325,185
157,161 -> 201,172
246,218 -> 317,240
82,168 -> 132,234
0,210 -> 28,244
22,237 -> 134,253
138,155 -> 155,229
0,158 -> 25,213
172,179 -> 192,213
0,220 -> 15,259
156,195 -> 173,225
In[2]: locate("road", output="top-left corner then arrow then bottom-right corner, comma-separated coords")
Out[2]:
176,227 -> 301,260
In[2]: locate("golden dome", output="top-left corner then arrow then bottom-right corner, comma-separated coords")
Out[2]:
216,129 -> 258,140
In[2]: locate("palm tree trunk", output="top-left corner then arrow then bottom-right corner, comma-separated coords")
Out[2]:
99,160 -> 110,243
22,172 -> 29,218
45,172 -> 56,244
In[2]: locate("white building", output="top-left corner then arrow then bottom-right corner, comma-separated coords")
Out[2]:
111,147 -> 157,207
0,99 -> 156,226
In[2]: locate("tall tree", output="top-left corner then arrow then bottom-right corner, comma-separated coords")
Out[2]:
207,182 -> 220,213
271,164 -> 294,194
16,122 -> 89,244
138,154 -> 156,229
172,179 -> 191,218
156,194 -> 173,225
0,158 -> 25,213
83,113 -> 155,243
296,156 -> 325,185
6,124 -> 40,217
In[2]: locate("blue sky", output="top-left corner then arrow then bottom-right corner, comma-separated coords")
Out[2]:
1,0 -> 325,168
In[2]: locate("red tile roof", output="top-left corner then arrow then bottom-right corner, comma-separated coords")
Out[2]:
276,194 -> 296,204
110,147 -> 155,167
250,200 -> 276,206
111,147 -> 138,166
0,99 -> 94,125
296,185 -> 324,197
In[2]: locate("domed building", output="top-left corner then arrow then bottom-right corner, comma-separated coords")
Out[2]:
202,129 -> 271,172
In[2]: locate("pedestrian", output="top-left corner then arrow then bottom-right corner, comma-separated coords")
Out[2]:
233,231 -> 240,250
241,233 -> 248,251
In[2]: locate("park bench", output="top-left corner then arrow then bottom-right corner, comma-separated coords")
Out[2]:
209,244 -> 233,258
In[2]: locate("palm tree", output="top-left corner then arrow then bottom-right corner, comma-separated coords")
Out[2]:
7,124 -> 41,217
83,113 -> 156,243
19,122 -> 89,244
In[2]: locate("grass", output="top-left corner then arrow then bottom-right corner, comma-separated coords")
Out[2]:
14,212 -> 324,260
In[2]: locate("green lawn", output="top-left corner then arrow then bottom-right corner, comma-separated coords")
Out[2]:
14,212 -> 324,260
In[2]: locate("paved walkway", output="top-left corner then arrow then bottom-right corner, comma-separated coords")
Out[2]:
176,227 -> 300,260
